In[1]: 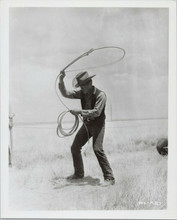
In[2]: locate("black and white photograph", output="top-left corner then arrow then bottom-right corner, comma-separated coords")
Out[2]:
0,0 -> 177,219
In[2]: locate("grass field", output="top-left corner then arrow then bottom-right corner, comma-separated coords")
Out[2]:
9,119 -> 168,210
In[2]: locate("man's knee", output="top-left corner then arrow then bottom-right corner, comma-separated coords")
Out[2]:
94,147 -> 103,156
71,143 -> 80,155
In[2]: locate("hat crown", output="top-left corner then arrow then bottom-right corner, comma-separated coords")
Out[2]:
76,71 -> 89,82
72,71 -> 96,88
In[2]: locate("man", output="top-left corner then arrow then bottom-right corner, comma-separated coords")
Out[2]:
59,70 -> 115,186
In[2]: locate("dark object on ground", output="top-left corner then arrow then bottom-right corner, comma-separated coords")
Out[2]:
156,138 -> 168,156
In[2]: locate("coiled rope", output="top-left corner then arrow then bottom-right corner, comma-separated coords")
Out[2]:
56,110 -> 79,137
55,74 -> 89,138
55,46 -> 126,138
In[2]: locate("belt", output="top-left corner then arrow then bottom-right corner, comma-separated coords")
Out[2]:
83,117 -> 95,122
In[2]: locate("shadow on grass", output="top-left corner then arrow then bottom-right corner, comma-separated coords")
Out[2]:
52,176 -> 100,189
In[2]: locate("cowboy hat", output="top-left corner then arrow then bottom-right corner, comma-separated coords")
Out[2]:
72,71 -> 96,88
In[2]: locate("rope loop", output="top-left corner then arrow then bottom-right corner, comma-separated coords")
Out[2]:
56,111 -> 79,137
56,46 -> 126,138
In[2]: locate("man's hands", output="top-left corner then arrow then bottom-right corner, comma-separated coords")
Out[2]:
59,70 -> 81,116
59,70 -> 66,81
70,109 -> 82,116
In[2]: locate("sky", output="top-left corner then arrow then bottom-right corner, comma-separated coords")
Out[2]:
9,7 -> 168,123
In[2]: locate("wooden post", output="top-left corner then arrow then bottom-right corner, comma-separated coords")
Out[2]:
9,113 -> 15,167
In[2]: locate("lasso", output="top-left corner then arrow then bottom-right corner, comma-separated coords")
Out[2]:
55,46 -> 126,138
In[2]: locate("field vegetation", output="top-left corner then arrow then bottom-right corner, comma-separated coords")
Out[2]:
9,120 -> 167,210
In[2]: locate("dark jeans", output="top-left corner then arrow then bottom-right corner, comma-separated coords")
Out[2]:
71,121 -> 114,180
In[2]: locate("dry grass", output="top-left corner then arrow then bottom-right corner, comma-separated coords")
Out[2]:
9,120 -> 168,210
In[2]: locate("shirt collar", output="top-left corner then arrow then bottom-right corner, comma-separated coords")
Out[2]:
80,86 -> 96,96
93,86 -> 96,95
86,86 -> 95,96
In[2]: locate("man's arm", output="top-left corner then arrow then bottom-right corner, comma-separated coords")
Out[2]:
81,92 -> 106,118
58,71 -> 81,99
69,92 -> 106,117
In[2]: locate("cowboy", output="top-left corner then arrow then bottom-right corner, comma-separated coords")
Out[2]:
59,70 -> 115,186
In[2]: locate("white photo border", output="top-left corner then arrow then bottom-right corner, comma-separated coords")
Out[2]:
1,0 -> 176,219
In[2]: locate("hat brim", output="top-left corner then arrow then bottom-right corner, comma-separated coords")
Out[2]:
72,74 -> 96,88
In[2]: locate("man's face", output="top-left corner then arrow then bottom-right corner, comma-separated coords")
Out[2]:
80,82 -> 92,94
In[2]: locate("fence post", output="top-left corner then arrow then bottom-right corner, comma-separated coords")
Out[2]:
9,113 -> 15,167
